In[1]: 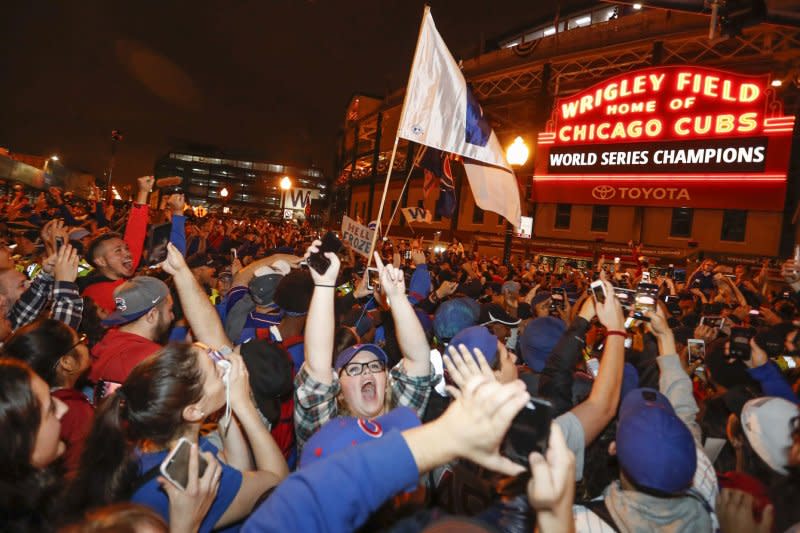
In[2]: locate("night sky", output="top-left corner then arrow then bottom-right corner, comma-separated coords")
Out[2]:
1,1 -> 589,186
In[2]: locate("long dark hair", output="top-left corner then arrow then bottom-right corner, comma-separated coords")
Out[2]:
66,344 -> 204,514
2,319 -> 75,387
0,358 -> 61,532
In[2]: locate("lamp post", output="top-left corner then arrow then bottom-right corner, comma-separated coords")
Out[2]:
105,130 -> 123,205
279,176 -> 292,217
220,186 -> 229,214
503,137 -> 530,266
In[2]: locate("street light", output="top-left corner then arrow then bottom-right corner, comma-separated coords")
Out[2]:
503,137 -> 529,267
506,136 -> 529,166
279,176 -> 292,215
220,187 -> 229,198
50,155 -> 59,161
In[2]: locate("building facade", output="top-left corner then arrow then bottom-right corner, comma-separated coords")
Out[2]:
335,6 -> 800,265
155,149 -> 326,219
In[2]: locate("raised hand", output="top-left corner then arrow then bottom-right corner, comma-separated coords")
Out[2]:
158,443 -> 222,533
53,244 -> 80,283
443,342 -> 497,390
527,424 -> 576,532
594,279 -> 624,331
159,242 -> 189,276
304,239 -> 340,286
374,251 -> 405,302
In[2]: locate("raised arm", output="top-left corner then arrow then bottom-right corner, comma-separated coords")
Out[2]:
646,304 -> 701,444
125,176 -> 153,271
374,252 -> 430,377
167,193 -> 187,255
160,242 -> 230,348
569,279 -> 626,445
303,241 -> 340,384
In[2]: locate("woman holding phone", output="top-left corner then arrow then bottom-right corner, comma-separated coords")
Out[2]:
67,244 -> 288,532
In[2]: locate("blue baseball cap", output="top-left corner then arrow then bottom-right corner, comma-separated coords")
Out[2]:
446,325 -> 500,367
300,406 -> 421,469
519,317 -> 565,372
616,388 -> 697,494
333,343 -> 388,371
433,297 -> 480,342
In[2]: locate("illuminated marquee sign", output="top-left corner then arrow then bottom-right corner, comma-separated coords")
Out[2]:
533,66 -> 795,210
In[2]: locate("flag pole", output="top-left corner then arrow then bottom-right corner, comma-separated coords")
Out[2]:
366,136 -> 399,264
366,4 -> 431,266
382,162 -> 415,238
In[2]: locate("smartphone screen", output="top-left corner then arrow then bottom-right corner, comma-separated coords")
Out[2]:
503,397 -> 553,467
614,287 -> 635,309
161,439 -> 208,491
367,267 -> 380,290
590,280 -> 606,304
633,283 -> 659,317
687,339 -> 705,364
641,271 -> 651,283
701,315 -> 725,329
729,326 -> 755,360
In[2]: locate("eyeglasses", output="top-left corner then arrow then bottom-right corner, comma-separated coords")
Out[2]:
53,333 -> 88,370
341,360 -> 386,377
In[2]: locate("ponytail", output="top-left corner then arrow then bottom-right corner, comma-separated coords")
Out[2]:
65,344 -> 204,518
65,389 -> 137,516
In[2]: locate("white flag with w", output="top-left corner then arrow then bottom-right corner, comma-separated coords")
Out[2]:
396,8 -> 521,227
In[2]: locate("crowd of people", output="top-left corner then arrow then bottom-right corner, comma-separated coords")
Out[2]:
0,177 -> 798,533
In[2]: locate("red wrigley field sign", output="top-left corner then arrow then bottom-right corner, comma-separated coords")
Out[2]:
533,65 -> 795,210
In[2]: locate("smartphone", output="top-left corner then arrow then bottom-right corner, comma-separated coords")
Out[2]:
55,236 -> 64,252
307,231 -> 343,275
700,315 -> 726,329
551,287 -> 567,309
146,222 -> 171,266
550,290 -> 565,311
672,269 -> 686,283
503,396 -> 554,467
687,339 -> 706,364
586,357 -> 600,378
632,283 -> 659,320
780,356 -> 797,369
404,250 -> 411,260
366,267 -> 380,290
641,271 -> 651,283
729,326 -> 756,360
590,279 -> 606,304
160,437 -> 209,491
231,248 -> 237,261
613,287 -> 635,310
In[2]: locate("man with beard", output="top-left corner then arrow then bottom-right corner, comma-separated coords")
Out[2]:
79,176 -> 154,313
88,276 -> 174,386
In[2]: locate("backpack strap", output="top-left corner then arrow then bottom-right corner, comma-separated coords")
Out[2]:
581,499 -> 621,532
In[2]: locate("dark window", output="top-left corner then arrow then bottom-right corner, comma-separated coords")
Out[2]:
669,208 -> 694,238
555,204 -> 571,229
591,205 -> 610,232
353,202 -> 359,218
472,204 -> 484,224
721,210 -> 747,242
497,214 -> 504,226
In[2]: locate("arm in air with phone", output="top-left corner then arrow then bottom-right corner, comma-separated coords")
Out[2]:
568,278 -> 627,448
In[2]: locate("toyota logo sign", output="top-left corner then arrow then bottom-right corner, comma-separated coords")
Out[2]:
592,185 -> 616,200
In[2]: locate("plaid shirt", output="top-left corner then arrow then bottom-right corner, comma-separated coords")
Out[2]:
8,272 -> 54,330
52,281 -> 84,330
7,274 -> 83,331
294,361 -> 435,450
